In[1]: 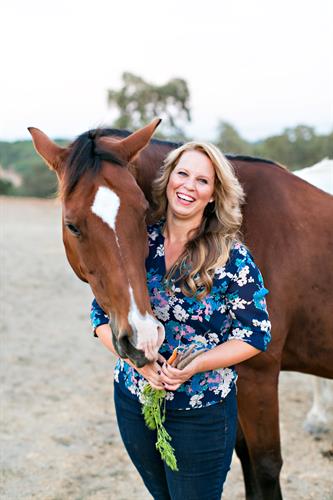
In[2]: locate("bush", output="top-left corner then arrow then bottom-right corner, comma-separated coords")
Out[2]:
15,160 -> 58,198
0,179 -> 14,195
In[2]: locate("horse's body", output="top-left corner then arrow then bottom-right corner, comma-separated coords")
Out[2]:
294,159 -> 333,435
29,122 -> 333,500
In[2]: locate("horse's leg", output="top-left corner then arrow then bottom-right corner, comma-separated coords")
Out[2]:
304,377 -> 333,435
237,362 -> 283,500
235,423 -> 258,498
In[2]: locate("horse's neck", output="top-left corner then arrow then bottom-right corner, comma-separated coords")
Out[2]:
134,142 -> 176,205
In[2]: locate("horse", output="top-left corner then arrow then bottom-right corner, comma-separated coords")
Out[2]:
29,120 -> 333,500
28,120 -> 166,368
294,158 -> 333,435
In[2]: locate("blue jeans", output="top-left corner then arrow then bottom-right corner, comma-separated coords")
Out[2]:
114,382 -> 238,500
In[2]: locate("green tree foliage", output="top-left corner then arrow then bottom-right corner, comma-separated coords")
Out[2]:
0,139 -> 67,198
107,72 -> 191,140
0,179 -> 13,195
215,123 -> 332,170
253,125 -> 332,170
17,160 -> 58,198
215,121 -> 252,155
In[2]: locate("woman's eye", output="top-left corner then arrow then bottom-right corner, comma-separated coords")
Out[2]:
177,171 -> 187,176
66,223 -> 81,237
198,179 -> 208,184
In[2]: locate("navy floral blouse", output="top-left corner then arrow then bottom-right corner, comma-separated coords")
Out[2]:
90,221 -> 271,410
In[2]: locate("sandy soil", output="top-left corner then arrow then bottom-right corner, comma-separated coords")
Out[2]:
1,197 -> 332,500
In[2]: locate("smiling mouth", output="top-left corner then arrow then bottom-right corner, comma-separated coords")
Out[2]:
176,192 -> 195,203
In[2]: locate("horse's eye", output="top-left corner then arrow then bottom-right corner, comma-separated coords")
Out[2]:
66,223 -> 81,237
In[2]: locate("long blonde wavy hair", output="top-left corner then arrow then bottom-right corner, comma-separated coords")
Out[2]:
152,142 -> 245,298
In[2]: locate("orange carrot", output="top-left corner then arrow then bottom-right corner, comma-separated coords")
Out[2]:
168,348 -> 178,365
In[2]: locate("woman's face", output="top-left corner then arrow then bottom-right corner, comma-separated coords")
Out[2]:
166,150 -> 215,222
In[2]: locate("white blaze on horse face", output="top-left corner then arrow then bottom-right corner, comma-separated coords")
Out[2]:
91,186 -> 165,360
128,286 -> 165,361
91,186 -> 120,231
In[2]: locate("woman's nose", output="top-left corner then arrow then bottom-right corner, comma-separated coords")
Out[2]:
183,177 -> 195,190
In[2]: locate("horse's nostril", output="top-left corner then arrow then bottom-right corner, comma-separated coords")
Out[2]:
110,319 -> 149,366
118,329 -> 129,340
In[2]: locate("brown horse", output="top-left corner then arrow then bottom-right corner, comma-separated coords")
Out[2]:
29,121 -> 333,500
29,120 -> 165,368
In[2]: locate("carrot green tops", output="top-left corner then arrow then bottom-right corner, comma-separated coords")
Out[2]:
90,221 -> 271,410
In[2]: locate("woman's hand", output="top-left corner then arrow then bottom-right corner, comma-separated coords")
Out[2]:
159,359 -> 199,391
96,324 -> 165,390
96,323 -> 261,392
159,340 -> 261,391
131,361 -> 165,391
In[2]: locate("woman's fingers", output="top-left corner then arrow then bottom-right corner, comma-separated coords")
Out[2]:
146,371 -> 165,389
161,363 -> 183,377
161,363 -> 178,374
140,362 -> 161,377
149,381 -> 165,390
160,364 -> 185,384
138,362 -> 168,390
160,372 -> 183,386
162,382 -> 181,391
145,376 -> 165,390
158,353 -> 167,364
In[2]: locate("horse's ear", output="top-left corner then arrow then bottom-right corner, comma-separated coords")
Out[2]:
122,118 -> 162,161
98,118 -> 162,163
28,127 -> 65,172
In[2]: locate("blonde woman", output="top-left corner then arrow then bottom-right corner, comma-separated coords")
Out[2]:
91,142 -> 271,499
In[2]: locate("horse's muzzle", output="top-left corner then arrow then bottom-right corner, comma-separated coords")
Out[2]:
113,331 -> 149,367
110,319 -> 151,368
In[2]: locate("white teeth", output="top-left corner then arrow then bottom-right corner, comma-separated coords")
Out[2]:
177,193 -> 194,202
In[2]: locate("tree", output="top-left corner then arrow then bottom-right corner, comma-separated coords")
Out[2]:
0,179 -> 13,195
107,72 -> 191,140
214,121 -> 251,155
254,125 -> 332,170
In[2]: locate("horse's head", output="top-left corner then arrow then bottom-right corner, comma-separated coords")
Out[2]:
28,119 -> 165,367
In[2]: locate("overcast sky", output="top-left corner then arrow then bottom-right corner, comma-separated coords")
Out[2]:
1,0 -> 332,142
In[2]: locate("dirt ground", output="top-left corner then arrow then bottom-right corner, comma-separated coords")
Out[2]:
1,197 -> 332,500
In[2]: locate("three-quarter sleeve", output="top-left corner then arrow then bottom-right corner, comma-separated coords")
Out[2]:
225,245 -> 271,351
90,298 -> 109,336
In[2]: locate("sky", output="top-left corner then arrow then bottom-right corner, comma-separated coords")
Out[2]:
1,0 -> 332,142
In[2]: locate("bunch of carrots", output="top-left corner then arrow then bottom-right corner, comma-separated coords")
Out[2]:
141,345 -> 204,471
141,348 -> 179,471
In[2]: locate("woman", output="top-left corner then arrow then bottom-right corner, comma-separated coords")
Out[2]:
91,142 -> 271,499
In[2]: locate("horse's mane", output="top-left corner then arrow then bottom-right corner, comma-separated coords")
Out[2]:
226,153 -> 288,171
225,154 -> 276,166
61,128 -> 284,198
62,130 -> 126,198
101,128 -> 183,149
109,130 -> 283,169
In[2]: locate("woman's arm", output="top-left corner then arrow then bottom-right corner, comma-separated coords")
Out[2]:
192,339 -> 260,371
95,323 -> 165,390
160,340 -> 260,390
90,298 -> 109,337
95,323 -> 118,354
161,245 -> 271,391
